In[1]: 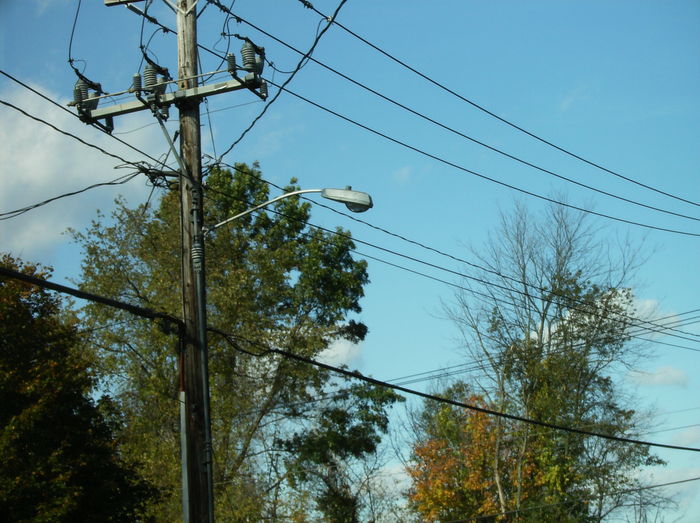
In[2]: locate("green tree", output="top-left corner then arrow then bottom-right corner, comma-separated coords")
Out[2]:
72,163 -> 398,520
410,203 -> 669,521
0,254 -> 157,522
280,381 -> 404,522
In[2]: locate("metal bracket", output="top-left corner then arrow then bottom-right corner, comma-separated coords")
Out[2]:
82,77 -> 248,121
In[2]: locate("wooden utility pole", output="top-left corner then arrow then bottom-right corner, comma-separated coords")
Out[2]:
86,4 -> 268,520
176,0 -> 214,521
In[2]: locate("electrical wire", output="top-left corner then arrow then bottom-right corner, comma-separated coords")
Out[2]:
8,180 -> 687,463
222,9 -> 700,224
300,0 -> 700,210
68,0 -> 85,77
125,1 -> 225,62
125,4 -> 700,233
0,98 -> 145,169
0,69 -> 166,167
67,0 -> 84,73
207,0 -> 349,163
450,475 -> 700,522
209,327 -> 700,453
196,204 -> 700,435
0,266 -> 182,331
137,0 -> 151,71
0,172 -> 141,221
50,1 -> 700,364
114,8 -> 700,335
66,0 -> 105,96
208,161 -> 700,343
139,27 -> 168,74
65,8 -> 697,334
204,97 -> 218,158
262,78 -> 700,238
206,0 -> 238,81
644,423 -> 700,436
137,1 -> 700,242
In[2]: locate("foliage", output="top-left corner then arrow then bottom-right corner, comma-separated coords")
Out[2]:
0,254 -> 157,522
280,381 -> 404,522
71,164 -> 399,519
407,384 -> 505,521
408,203 -> 669,521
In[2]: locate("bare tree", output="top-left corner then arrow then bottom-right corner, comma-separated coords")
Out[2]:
429,201 -> 671,520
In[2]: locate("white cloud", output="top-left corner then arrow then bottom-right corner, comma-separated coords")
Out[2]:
392,166 -> 412,185
633,298 -> 660,319
558,84 -> 593,113
672,426 -> 700,447
318,339 -> 363,367
628,366 -> 688,387
637,465 -> 700,517
0,83 -> 166,264
629,299 -> 700,341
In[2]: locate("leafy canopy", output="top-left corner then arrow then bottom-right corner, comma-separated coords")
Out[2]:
0,254 -> 157,522
71,164 -> 399,520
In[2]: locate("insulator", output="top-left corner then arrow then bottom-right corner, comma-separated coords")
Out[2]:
259,80 -> 268,99
73,83 -> 84,104
191,243 -> 204,271
132,73 -> 142,93
241,41 -> 256,71
156,76 -> 168,94
144,64 -> 157,89
75,79 -> 89,103
226,53 -> 236,74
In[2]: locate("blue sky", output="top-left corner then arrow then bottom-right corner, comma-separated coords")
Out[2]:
2,0 -> 699,518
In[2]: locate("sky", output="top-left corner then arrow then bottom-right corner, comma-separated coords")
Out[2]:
1,0 -> 699,519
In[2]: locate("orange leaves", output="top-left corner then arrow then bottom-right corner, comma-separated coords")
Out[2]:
407,396 -> 503,521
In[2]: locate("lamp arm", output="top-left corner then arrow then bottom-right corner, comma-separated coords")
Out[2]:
203,188 -> 322,235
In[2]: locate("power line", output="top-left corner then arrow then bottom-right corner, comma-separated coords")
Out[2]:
0,172 -> 141,221
315,228 -> 700,345
67,0 -> 85,76
262,79 -> 700,238
208,0 -> 349,163
644,423 -> 700,436
209,327 -> 700,453
0,98 -> 145,169
221,9 -> 700,224
7,229 -> 688,458
109,11 -> 694,335
300,0 -> 700,210
0,69 -> 166,167
353,245 -> 700,355
131,4 -> 700,238
207,161 -> 700,344
114,7 -> 699,340
456,476 -> 700,522
0,265 -> 182,332
124,1 -> 225,62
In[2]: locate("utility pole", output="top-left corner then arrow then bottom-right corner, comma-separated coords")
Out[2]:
77,3 -> 269,521
176,1 -> 214,521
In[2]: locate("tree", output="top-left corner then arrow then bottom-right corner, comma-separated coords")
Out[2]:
71,163 -> 399,519
0,254 -> 157,522
280,381 -> 404,522
407,383 -> 508,521
408,203 -> 670,521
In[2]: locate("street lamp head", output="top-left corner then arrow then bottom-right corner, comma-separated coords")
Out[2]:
321,186 -> 373,213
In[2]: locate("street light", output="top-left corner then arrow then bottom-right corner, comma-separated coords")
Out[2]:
203,186 -> 373,236
186,184 -> 373,520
